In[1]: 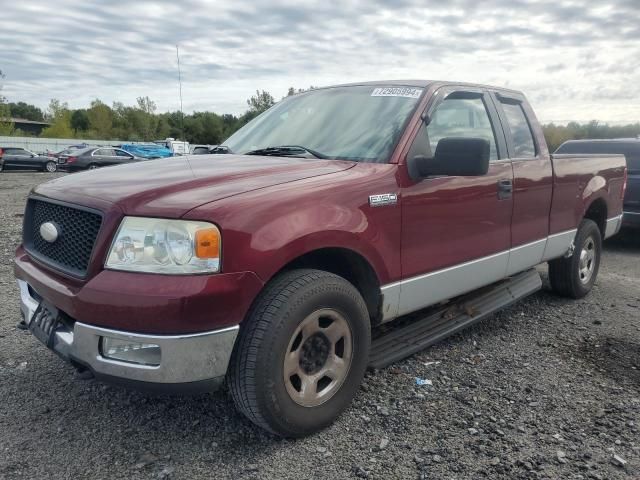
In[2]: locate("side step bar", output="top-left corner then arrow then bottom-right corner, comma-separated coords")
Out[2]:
368,269 -> 542,369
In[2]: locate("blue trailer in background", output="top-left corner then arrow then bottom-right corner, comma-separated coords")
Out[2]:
119,143 -> 173,159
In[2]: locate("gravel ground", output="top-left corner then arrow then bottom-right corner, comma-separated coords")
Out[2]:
1,172 -> 639,480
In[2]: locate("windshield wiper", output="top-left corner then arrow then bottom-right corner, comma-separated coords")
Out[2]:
244,145 -> 327,159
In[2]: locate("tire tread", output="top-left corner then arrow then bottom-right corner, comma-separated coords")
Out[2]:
549,219 -> 601,299
228,269 -> 360,435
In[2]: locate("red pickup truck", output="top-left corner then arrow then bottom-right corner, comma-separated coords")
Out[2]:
15,81 -> 626,437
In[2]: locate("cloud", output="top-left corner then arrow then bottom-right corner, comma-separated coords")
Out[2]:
1,0 -> 639,123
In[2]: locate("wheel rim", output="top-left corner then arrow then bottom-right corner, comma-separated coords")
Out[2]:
283,308 -> 353,407
88,164 -> 97,170
578,236 -> 596,284
46,162 -> 56,172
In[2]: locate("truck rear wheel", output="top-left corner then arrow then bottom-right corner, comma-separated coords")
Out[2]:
228,269 -> 370,437
548,219 -> 601,298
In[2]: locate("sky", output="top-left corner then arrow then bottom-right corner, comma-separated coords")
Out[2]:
1,0 -> 639,124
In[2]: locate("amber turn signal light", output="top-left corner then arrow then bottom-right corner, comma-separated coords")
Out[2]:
194,227 -> 221,259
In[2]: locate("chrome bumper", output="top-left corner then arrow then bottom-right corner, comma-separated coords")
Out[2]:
17,279 -> 238,390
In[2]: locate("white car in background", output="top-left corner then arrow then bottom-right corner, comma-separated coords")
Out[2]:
154,138 -> 190,155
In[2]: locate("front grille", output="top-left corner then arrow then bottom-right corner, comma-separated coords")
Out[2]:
23,198 -> 103,278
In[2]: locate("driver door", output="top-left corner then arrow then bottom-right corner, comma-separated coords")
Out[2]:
6,148 -> 31,168
396,88 -> 513,317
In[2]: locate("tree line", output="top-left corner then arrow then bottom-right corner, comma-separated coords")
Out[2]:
0,71 -> 638,149
542,121 -> 640,151
1,90 -> 279,144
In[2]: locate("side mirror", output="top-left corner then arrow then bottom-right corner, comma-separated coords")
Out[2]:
409,137 -> 490,179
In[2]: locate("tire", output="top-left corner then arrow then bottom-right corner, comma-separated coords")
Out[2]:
87,163 -> 98,170
44,161 -> 57,173
228,269 -> 370,437
548,219 -> 602,299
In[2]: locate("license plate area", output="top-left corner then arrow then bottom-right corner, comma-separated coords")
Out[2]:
29,302 -> 61,348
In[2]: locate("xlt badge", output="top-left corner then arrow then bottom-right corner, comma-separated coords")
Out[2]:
369,193 -> 398,207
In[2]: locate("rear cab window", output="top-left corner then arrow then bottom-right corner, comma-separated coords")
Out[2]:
497,99 -> 536,158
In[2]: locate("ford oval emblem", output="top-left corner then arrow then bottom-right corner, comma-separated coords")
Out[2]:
40,222 -> 60,243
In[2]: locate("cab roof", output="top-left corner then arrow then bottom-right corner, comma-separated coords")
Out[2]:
328,79 -> 524,96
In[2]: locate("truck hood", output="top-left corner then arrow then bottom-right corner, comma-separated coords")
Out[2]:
35,155 -> 356,217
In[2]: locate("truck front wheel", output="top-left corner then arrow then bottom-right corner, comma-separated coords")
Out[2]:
228,269 -> 370,437
548,219 -> 602,298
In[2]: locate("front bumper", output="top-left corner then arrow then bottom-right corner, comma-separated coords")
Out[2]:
18,279 -> 239,393
14,245 -> 262,334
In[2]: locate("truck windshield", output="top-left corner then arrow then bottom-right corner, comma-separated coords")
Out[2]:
224,85 -> 424,163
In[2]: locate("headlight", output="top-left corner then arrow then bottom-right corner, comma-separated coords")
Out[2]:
105,217 -> 221,274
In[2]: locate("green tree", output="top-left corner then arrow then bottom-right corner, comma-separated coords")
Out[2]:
41,99 -> 73,138
87,99 -> 113,139
542,121 -> 640,152
286,86 -> 317,97
246,90 -> 275,114
135,96 -> 158,141
71,109 -> 90,133
9,101 -> 44,121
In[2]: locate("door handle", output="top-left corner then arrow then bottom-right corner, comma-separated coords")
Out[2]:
498,179 -> 513,200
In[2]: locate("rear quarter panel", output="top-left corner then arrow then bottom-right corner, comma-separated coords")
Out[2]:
549,154 -> 626,233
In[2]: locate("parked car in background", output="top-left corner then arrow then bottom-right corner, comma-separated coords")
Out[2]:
155,138 -> 189,155
0,147 -> 57,172
190,144 -> 218,155
555,139 -> 639,229
57,147 -> 143,172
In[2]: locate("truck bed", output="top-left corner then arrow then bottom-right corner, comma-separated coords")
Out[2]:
549,153 -> 626,235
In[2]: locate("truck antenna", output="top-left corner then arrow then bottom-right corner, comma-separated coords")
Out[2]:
176,45 -> 186,146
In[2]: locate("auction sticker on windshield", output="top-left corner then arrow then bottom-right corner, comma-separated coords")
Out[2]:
371,87 -> 423,98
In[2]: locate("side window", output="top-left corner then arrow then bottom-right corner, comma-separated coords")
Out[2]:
425,96 -> 498,160
115,149 -> 131,157
500,102 -> 536,158
96,148 -> 115,156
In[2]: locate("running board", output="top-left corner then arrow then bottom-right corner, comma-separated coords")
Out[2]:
368,269 -> 542,369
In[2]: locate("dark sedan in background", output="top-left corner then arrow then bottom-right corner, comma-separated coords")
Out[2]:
0,147 -> 57,172
555,138 -> 640,229
57,147 -> 144,172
